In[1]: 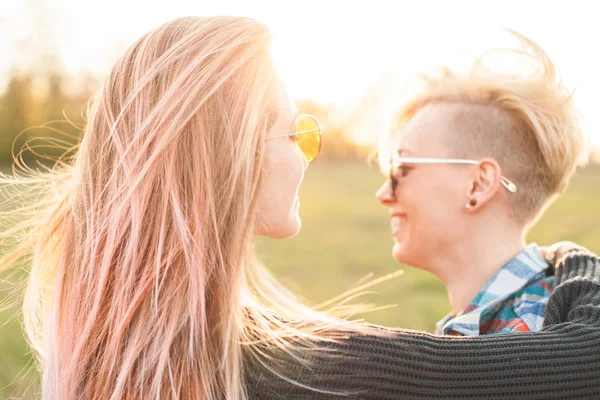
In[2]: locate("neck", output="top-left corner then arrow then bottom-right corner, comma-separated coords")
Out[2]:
431,219 -> 526,315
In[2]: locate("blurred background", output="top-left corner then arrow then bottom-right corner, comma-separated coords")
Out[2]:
2,0 -> 600,398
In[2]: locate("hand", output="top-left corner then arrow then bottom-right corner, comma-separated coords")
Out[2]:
539,241 -> 585,265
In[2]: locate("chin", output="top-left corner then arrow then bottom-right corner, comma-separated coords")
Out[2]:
392,242 -> 416,266
284,216 -> 302,238
393,242 -> 434,273
265,217 -> 301,239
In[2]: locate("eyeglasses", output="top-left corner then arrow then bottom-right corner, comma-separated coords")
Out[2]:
389,155 -> 518,196
267,114 -> 322,163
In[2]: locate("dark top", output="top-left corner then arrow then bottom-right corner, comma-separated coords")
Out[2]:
246,250 -> 600,399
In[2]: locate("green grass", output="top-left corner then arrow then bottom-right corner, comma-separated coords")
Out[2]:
1,162 -> 599,398
258,162 -> 600,329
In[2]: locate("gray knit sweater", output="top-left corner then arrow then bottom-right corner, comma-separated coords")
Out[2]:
246,251 -> 600,399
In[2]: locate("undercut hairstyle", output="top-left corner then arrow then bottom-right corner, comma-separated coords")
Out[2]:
391,31 -> 590,223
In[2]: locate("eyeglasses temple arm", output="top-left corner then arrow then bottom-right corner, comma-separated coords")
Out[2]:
267,128 -> 321,140
391,156 -> 518,193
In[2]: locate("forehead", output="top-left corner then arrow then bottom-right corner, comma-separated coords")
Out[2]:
396,102 -> 463,156
266,80 -> 296,138
276,79 -> 295,115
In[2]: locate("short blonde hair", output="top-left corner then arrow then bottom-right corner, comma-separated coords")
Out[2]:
391,31 -> 590,223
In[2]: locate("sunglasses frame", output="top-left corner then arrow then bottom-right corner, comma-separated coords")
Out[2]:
389,155 -> 518,196
267,114 -> 322,163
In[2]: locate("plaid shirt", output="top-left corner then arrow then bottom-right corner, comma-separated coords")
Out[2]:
436,245 -> 554,336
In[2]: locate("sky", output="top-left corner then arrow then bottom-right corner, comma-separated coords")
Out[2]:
1,0 -> 600,149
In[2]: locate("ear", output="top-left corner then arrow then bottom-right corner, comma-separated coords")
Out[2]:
465,158 -> 502,212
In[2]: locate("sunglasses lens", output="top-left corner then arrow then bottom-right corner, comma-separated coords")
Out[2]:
389,159 -> 400,195
389,163 -> 396,195
295,115 -> 321,162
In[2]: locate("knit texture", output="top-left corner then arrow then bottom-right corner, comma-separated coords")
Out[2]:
245,250 -> 600,399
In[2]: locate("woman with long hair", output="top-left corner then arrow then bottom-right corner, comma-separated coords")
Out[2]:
1,16 -> 600,399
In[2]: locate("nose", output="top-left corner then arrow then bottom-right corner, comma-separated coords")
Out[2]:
376,180 -> 395,206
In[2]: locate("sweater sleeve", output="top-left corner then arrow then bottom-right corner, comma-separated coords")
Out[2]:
246,251 -> 600,399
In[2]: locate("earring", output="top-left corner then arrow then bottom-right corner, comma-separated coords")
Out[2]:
465,198 -> 477,209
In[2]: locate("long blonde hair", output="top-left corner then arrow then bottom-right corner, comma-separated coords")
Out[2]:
0,16 -> 381,399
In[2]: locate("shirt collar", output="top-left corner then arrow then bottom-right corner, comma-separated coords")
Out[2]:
436,244 -> 548,335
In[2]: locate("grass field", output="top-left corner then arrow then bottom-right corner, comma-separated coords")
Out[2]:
1,161 -> 599,398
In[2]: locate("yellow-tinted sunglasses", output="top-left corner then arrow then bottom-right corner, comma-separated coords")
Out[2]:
267,114 -> 322,163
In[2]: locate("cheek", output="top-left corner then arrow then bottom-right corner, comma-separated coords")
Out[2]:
254,142 -> 305,237
290,154 -> 305,190
401,178 -> 463,230
255,175 -> 274,227
279,143 -> 305,195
